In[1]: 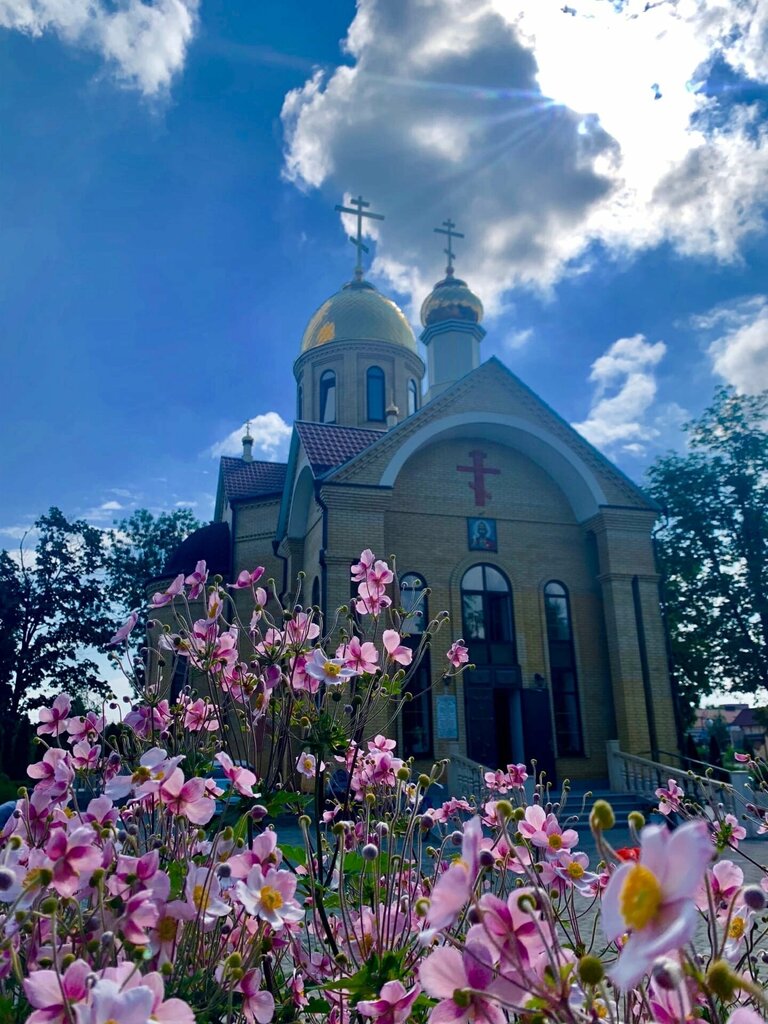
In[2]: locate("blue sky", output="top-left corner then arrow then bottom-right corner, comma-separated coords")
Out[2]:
1,0 -> 767,541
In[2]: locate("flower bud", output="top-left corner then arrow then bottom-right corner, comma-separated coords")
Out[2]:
706,960 -> 739,1000
418,774 -> 431,788
217,864 -> 232,879
495,800 -> 514,821
651,958 -> 683,990
479,849 -> 495,869
362,844 -> 379,861
628,811 -> 645,831
250,805 -> 268,822
414,898 -> 430,918
450,830 -> 464,846
513,807 -> 526,821
590,800 -> 615,830
40,897 -> 58,915
376,822 -> 389,837
743,885 -> 766,911
365,793 -> 376,805
298,815 -> 312,830
396,767 -> 410,781
577,956 -> 604,986
0,869 -> 15,892
100,932 -> 115,949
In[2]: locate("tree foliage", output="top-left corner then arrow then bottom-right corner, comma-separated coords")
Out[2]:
105,507 -> 202,617
0,508 -> 112,718
648,386 -> 768,716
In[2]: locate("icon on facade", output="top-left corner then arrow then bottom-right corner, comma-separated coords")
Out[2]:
467,517 -> 497,552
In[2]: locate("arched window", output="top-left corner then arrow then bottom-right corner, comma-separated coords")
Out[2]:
311,576 -> 320,609
407,379 -> 418,416
399,573 -> 432,758
544,582 -> 583,755
461,564 -> 515,664
319,370 -> 336,424
366,366 -> 385,422
297,385 -> 303,421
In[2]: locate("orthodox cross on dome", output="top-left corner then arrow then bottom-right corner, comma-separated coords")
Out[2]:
434,218 -> 464,274
335,195 -> 385,280
457,450 -> 500,507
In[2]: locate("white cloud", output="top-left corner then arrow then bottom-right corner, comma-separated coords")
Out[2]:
694,295 -> 768,394
0,523 -> 37,542
209,412 -> 292,462
281,0 -> 768,309
503,327 -> 533,351
572,334 -> 670,453
0,0 -> 198,95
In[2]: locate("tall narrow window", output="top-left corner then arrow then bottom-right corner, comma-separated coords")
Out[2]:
319,370 -> 336,424
297,385 -> 303,421
399,573 -> 432,758
311,576 -> 320,609
460,564 -> 515,665
407,379 -> 418,416
544,581 -> 583,755
366,366 -> 385,422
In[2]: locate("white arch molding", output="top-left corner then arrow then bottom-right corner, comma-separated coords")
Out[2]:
379,413 -> 608,522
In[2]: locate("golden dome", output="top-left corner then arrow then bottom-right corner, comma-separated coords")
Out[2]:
420,269 -> 484,328
301,279 -> 417,353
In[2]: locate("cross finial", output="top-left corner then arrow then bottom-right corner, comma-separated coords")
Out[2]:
244,420 -> 252,439
434,218 -> 464,275
335,195 -> 385,280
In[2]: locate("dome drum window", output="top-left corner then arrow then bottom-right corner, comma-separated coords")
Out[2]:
319,370 -> 337,424
366,366 -> 386,422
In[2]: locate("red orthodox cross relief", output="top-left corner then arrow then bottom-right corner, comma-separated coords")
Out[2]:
456,450 -> 500,507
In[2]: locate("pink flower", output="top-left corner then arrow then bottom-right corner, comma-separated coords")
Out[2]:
519,804 -> 578,855
655,778 -> 684,816
230,566 -> 265,589
296,751 -> 325,778
354,582 -> 392,617
124,701 -> 171,739
351,549 -> 375,583
159,768 -> 215,825
425,816 -> 482,932
65,711 -> 105,741
110,610 -> 139,645
73,978 -> 154,1024
713,813 -> 747,849
728,1009 -> 765,1024
447,639 -> 469,668
284,611 -> 321,646
184,865 -> 230,928
420,942 -> 507,1024
336,635 -> 379,673
383,630 -> 413,666
733,752 -> 751,763
28,748 -> 74,798
696,859 -> 744,912
24,958 -> 90,1024
184,559 -> 208,600
467,887 -> 546,972
44,824 -> 103,898
235,865 -> 304,929
37,695 -> 71,737
71,741 -> 100,771
602,820 -> 712,989
150,574 -> 184,608
121,889 -> 160,945
358,981 -> 421,1024
183,697 -> 218,732
304,649 -> 358,686
238,969 -> 275,1024
215,752 -> 258,798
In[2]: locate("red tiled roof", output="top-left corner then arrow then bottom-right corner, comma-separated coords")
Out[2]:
295,421 -> 382,476
220,457 -> 287,502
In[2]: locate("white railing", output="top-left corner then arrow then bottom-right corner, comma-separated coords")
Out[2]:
446,753 -> 489,804
606,740 -> 760,836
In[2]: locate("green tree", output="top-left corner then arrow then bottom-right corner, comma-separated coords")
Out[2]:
106,507 -> 202,619
648,387 -> 768,719
0,508 -> 112,719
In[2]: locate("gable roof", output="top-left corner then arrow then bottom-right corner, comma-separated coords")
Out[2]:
294,421 -> 383,476
219,456 -> 288,503
322,356 -> 655,513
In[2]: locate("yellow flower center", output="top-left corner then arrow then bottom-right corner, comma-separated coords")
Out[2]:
548,834 -> 563,850
193,884 -> 210,911
567,862 -> 585,879
157,917 -> 177,941
324,662 -> 341,677
132,766 -> 151,783
620,864 -> 662,931
729,916 -> 746,940
302,758 -> 314,772
260,885 -> 283,913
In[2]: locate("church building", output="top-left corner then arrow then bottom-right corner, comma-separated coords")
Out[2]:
165,201 -> 679,784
